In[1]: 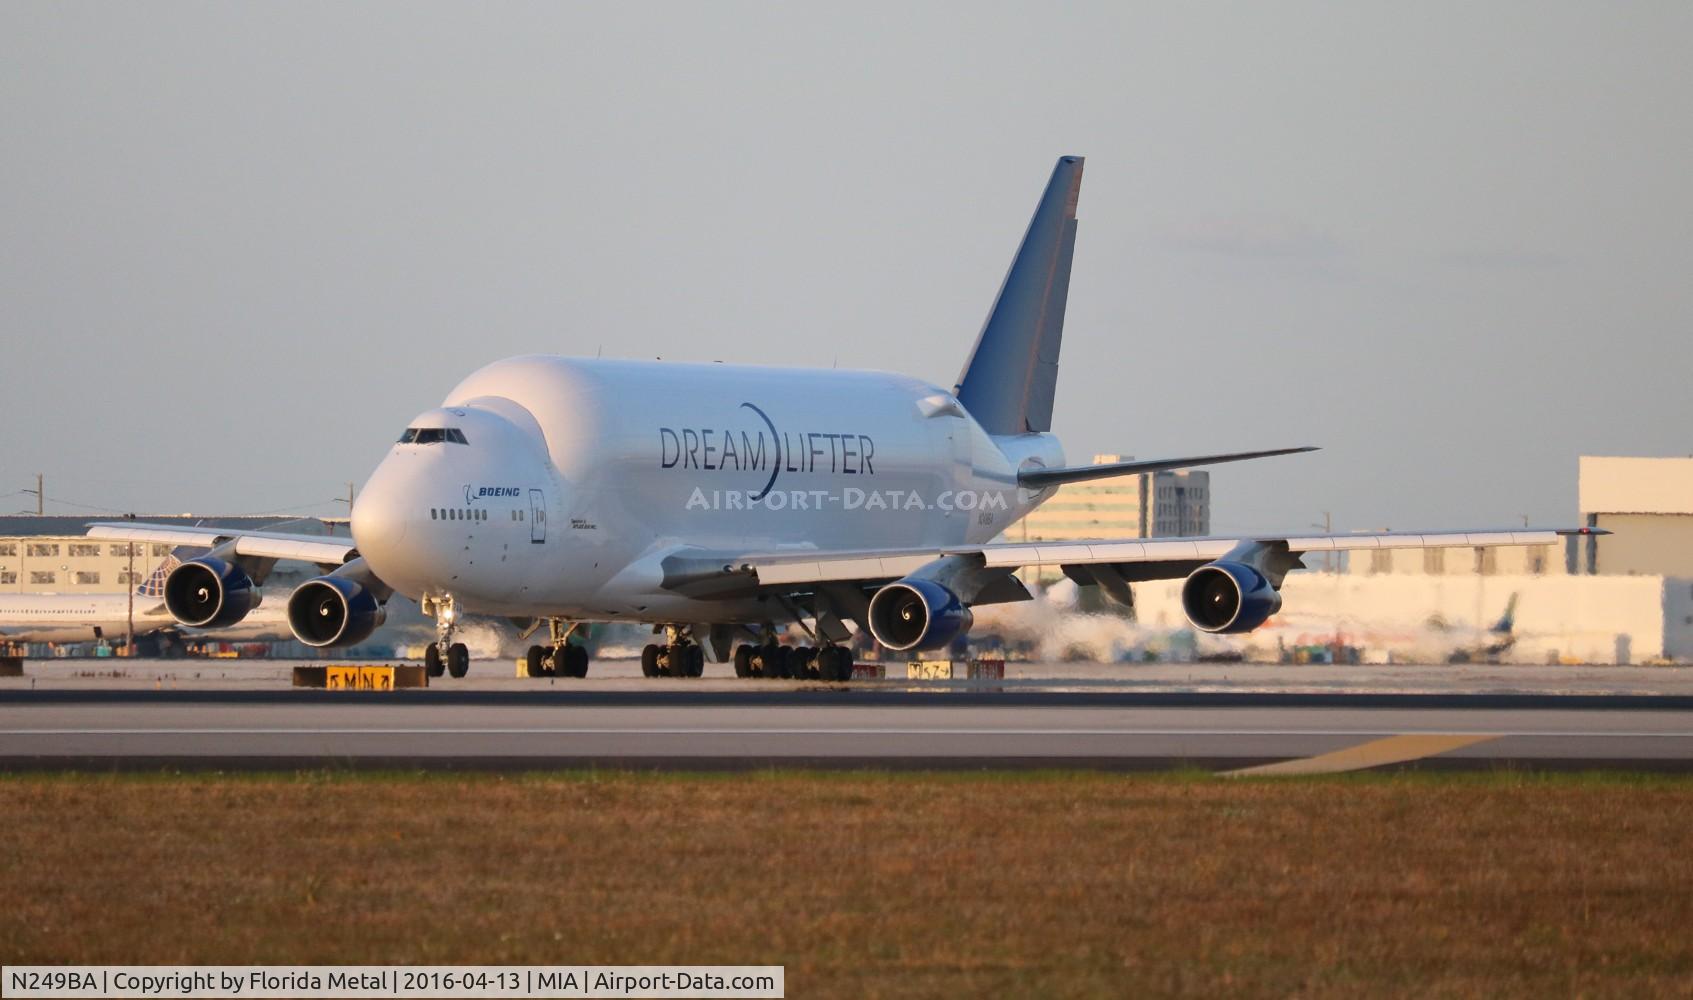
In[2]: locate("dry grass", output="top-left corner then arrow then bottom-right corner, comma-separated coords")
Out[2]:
3,771 -> 1693,997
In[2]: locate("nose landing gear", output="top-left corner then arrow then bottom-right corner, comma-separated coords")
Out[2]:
641,625 -> 705,678
421,593 -> 469,679
524,619 -> 590,678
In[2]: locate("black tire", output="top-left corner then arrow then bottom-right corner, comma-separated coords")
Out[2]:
641,643 -> 660,677
688,643 -> 705,677
794,646 -> 817,681
567,644 -> 589,678
526,645 -> 548,677
830,646 -> 854,681
734,645 -> 753,678
447,642 -> 470,678
769,644 -> 791,679
424,643 -> 444,677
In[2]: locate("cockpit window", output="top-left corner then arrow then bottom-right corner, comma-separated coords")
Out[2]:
397,427 -> 469,445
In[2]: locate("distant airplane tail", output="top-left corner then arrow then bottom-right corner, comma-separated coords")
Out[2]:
133,545 -> 205,599
1490,593 -> 1519,635
954,155 -> 1083,436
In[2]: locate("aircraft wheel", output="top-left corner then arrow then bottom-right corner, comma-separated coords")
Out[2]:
526,645 -> 548,677
734,644 -> 753,678
793,646 -> 817,681
567,644 -> 589,678
768,644 -> 791,679
828,646 -> 854,681
447,642 -> 470,678
424,643 -> 444,678
641,643 -> 661,677
688,643 -> 705,677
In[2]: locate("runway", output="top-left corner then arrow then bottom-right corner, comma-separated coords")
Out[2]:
4,677 -> 1693,771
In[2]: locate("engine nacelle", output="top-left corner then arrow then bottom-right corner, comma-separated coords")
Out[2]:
287,576 -> 387,648
867,578 -> 974,652
163,557 -> 260,629
1180,561 -> 1283,634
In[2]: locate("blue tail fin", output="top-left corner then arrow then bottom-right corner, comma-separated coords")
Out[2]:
954,156 -> 1084,435
1490,593 -> 1519,635
133,545 -> 203,599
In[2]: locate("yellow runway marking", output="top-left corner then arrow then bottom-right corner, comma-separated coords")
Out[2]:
1230,733 -> 1501,776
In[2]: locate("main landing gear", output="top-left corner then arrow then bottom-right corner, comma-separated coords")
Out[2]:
526,619 -> 589,678
733,641 -> 853,681
421,593 -> 469,679
642,625 -> 705,678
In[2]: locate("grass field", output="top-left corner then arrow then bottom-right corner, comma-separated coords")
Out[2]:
4,770 -> 1693,997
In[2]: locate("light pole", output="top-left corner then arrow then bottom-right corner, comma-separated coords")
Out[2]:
332,482 -> 357,534
125,542 -> 135,656
1309,511 -> 1333,572
22,474 -> 43,516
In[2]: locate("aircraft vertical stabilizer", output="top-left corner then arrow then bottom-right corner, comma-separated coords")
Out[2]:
954,155 -> 1083,435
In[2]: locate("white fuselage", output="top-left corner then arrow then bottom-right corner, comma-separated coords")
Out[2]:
350,357 -> 1063,623
0,590 -> 291,644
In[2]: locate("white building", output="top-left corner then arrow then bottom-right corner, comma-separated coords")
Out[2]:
1132,573 -> 1693,664
1579,456 -> 1693,576
0,516 -> 343,595
1346,455 -> 1693,579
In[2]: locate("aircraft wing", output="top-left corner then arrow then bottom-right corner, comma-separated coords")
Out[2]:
664,527 -> 1600,594
85,522 -> 358,568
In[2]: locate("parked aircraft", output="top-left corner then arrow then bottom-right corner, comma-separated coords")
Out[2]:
1440,593 -> 1519,664
85,157 -> 1598,680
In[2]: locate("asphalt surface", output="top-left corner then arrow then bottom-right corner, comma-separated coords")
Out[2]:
2,658 -> 1691,771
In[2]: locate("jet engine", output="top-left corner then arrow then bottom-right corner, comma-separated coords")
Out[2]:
286,576 -> 387,648
1180,561 -> 1283,634
867,578 -> 974,652
162,557 -> 260,629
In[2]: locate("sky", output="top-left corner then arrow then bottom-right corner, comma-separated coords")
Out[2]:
2,2 -> 1689,533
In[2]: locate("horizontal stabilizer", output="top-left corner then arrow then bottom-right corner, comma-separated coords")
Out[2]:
1018,446 -> 1318,489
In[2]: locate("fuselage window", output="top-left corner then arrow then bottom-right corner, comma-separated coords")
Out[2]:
430,508 -> 437,520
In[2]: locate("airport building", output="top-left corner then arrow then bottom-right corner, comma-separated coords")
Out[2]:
1345,456 -> 1693,579
1130,572 -> 1693,664
0,516 -> 346,595
1578,456 -> 1693,576
1010,455 -> 1209,542
1251,455 -> 1693,662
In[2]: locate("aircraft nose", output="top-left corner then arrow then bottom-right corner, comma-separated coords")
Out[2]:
350,457 -> 411,570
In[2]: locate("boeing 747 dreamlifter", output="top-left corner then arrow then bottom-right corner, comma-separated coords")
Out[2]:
84,157 -> 1596,679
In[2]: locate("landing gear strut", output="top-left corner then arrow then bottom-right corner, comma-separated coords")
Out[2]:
422,593 -> 469,679
642,625 -> 704,678
525,619 -> 589,678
